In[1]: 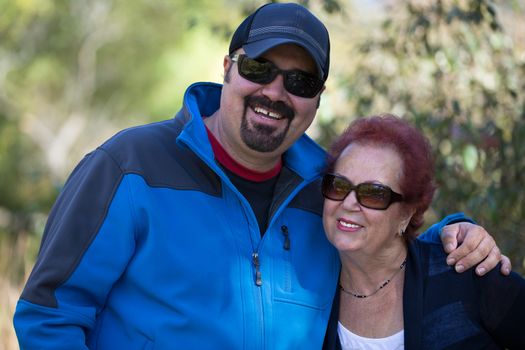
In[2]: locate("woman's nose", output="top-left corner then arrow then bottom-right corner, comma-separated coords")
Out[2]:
341,190 -> 361,211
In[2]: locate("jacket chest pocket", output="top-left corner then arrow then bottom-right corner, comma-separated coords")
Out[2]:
269,222 -> 338,310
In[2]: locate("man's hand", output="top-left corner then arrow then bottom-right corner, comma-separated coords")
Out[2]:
441,222 -> 512,276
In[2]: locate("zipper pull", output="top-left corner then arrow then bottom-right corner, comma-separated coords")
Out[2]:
252,252 -> 262,286
281,225 -> 290,250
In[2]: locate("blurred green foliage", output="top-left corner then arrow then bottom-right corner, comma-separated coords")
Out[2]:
0,0 -> 524,285
0,0 -> 242,283
317,0 -> 525,273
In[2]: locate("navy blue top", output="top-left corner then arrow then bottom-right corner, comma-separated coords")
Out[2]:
324,239 -> 525,349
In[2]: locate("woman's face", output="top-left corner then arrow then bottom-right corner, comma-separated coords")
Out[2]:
322,143 -> 413,256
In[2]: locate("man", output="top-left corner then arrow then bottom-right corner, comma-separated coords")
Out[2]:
14,3 -> 510,349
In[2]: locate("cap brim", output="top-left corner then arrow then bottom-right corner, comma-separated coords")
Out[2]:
243,38 -> 324,80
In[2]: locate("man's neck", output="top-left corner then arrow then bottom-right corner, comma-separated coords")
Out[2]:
205,126 -> 282,181
203,114 -> 283,173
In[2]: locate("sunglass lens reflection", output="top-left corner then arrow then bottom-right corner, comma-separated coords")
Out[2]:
237,55 -> 322,98
322,175 -> 393,210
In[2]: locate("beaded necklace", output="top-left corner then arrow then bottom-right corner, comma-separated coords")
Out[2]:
339,258 -> 407,299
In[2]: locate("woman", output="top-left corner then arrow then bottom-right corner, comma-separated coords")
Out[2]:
322,114 -> 525,349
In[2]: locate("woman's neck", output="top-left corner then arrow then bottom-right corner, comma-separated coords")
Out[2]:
337,244 -> 408,338
339,243 -> 407,296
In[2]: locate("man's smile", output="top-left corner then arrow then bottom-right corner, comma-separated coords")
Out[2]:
253,106 -> 284,120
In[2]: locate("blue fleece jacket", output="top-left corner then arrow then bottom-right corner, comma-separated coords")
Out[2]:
14,82 -> 467,349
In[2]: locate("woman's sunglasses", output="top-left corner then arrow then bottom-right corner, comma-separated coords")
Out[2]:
230,54 -> 324,98
321,173 -> 404,210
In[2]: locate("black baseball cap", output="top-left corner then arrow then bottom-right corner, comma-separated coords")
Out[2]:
229,3 -> 330,81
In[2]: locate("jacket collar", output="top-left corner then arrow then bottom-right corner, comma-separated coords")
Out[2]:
176,82 -> 327,181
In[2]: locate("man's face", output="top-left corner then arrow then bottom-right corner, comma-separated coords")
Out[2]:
218,44 -> 323,160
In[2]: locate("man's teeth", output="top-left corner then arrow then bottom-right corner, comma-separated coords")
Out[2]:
339,220 -> 360,229
254,107 -> 283,120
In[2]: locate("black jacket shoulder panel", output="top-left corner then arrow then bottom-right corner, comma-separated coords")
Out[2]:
21,115 -> 221,307
101,116 -> 221,196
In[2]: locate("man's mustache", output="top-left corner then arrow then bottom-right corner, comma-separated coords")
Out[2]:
245,96 -> 295,121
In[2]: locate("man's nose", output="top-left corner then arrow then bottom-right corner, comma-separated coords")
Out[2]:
261,73 -> 287,100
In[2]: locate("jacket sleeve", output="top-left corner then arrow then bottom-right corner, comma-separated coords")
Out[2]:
478,268 -> 525,347
13,148 -> 137,349
417,212 -> 476,243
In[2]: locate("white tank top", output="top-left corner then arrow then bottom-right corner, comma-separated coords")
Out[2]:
337,321 -> 404,350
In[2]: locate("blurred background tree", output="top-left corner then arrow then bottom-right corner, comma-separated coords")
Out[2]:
316,0 -> 525,273
0,0 -> 235,281
0,0 -> 524,348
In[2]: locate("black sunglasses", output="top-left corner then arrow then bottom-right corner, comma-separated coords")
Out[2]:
230,54 -> 324,98
321,173 -> 404,210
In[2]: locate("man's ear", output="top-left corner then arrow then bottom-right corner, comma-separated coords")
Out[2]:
223,55 -> 233,83
316,85 -> 326,109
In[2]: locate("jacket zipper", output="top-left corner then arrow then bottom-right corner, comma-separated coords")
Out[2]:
280,225 -> 293,292
252,252 -> 262,286
281,225 -> 290,250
